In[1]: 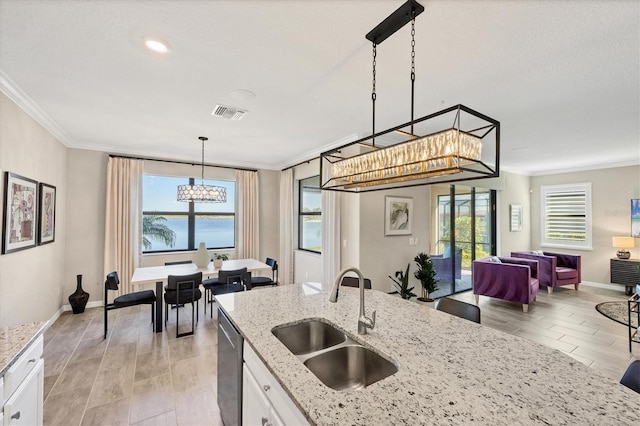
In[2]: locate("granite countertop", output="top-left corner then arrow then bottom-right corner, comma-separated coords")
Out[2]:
217,283 -> 639,425
0,321 -> 48,377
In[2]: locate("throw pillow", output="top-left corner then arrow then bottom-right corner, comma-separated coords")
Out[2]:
486,256 -> 502,263
533,250 -> 544,255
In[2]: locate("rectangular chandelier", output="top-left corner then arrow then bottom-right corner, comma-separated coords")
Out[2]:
320,104 -> 500,192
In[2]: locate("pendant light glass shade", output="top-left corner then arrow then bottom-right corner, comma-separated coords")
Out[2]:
177,136 -> 228,203
321,104 -> 499,192
176,184 -> 226,202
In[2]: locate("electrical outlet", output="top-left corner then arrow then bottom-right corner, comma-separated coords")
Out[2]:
409,237 -> 415,245
343,239 -> 347,248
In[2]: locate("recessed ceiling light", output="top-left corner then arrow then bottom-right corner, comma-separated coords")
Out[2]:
144,38 -> 170,53
231,89 -> 256,101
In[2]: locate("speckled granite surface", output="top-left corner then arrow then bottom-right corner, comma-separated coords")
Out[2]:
217,283 -> 639,425
0,321 -> 47,376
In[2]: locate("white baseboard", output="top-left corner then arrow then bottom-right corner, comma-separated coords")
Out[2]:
61,300 -> 104,312
580,281 -> 626,292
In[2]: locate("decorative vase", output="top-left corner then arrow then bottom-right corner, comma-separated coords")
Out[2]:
194,242 -> 210,268
68,274 -> 89,314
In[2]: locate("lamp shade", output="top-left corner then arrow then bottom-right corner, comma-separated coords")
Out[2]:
612,236 -> 635,248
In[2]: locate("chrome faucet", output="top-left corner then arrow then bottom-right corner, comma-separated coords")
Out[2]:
329,267 -> 376,335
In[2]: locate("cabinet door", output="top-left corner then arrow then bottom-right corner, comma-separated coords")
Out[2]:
3,359 -> 43,426
242,364 -> 271,426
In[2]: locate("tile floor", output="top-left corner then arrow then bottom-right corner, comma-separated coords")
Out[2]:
42,284 -> 639,425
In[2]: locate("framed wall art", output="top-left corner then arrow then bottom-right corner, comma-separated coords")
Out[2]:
38,182 -> 56,245
632,199 -> 640,238
510,204 -> 523,232
385,196 -> 413,236
2,172 -> 38,254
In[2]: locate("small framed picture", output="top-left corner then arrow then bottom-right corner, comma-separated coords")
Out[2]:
38,183 -> 56,245
2,172 -> 38,254
510,204 -> 523,232
631,199 -> 640,238
385,196 -> 413,236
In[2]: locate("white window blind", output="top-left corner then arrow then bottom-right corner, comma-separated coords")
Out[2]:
541,183 -> 592,249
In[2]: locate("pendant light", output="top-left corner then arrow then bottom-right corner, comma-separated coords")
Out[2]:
320,0 -> 500,192
177,137 -> 227,202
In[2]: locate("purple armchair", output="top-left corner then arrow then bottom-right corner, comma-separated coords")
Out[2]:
510,251 -> 581,294
472,256 -> 539,313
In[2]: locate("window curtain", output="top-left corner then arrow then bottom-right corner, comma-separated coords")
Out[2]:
104,157 -> 143,298
321,190 -> 341,284
237,170 -> 259,260
279,169 -> 294,285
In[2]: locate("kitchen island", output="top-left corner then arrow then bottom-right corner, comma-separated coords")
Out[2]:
217,282 -> 638,425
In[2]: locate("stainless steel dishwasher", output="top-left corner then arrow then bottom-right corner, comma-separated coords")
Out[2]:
217,306 -> 243,426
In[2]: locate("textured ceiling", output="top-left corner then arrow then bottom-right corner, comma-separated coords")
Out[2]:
0,0 -> 638,174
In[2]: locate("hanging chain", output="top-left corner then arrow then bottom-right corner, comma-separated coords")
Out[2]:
200,137 -> 206,185
372,42 -> 377,147
410,12 -> 416,135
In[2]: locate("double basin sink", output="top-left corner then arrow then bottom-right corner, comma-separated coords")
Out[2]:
271,319 -> 398,391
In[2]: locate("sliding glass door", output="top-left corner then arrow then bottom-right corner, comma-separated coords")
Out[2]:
429,184 -> 496,298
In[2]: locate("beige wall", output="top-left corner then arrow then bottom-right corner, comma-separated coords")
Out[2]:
0,92 -> 67,326
498,171 -> 532,256
63,149 -> 107,306
530,165 -> 640,284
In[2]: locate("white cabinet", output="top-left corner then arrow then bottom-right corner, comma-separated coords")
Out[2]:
3,359 -> 43,426
242,343 -> 308,426
2,335 -> 44,426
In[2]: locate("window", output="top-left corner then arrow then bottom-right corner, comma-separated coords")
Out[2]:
541,183 -> 591,250
142,175 -> 236,253
299,176 -> 321,253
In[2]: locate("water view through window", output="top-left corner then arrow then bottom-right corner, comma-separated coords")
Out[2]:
142,175 -> 236,252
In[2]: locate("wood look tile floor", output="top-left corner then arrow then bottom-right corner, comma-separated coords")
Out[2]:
42,284 -> 639,425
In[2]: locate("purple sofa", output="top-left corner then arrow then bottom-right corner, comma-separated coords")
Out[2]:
510,251 -> 581,294
472,256 -> 539,313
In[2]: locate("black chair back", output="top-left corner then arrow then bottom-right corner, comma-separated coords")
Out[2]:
219,267 -> 250,287
105,271 -> 120,291
620,359 -> 640,394
340,276 -> 372,289
167,272 -> 202,291
435,297 -> 481,324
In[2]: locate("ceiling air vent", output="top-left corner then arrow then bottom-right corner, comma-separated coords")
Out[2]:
212,104 -> 247,120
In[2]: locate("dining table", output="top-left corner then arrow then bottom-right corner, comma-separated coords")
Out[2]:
130,258 -> 271,332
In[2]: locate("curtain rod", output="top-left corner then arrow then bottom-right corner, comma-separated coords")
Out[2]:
282,156 -> 319,172
108,154 -> 257,172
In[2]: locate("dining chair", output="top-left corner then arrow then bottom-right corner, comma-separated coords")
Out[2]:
164,272 -> 202,338
434,297 -> 481,324
620,359 -> 640,394
340,276 -> 372,289
164,260 -> 193,308
104,271 -> 156,339
251,258 -> 279,288
206,267 -> 251,317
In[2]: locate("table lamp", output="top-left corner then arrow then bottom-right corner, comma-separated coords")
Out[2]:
612,236 -> 635,259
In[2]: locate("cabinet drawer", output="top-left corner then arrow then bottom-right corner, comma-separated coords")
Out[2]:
3,358 -> 43,426
3,336 -> 43,400
243,342 -> 308,426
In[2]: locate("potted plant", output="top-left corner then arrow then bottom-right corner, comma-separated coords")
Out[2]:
414,252 -> 438,302
389,263 -> 417,300
213,253 -> 229,268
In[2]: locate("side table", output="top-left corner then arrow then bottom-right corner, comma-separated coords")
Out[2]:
611,258 -> 640,295
628,293 -> 640,352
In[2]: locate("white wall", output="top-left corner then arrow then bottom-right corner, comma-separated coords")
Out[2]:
530,165 -> 640,284
0,92 -> 67,326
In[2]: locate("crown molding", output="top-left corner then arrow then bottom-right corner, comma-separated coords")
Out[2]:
0,69 -> 74,147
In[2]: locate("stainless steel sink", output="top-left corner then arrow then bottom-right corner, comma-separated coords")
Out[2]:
272,319 -> 398,390
271,320 -> 346,355
303,345 -> 398,391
